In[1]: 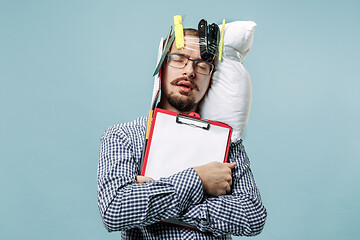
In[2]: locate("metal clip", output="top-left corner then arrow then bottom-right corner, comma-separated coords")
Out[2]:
176,114 -> 210,130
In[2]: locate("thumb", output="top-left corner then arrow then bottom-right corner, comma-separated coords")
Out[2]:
224,162 -> 237,169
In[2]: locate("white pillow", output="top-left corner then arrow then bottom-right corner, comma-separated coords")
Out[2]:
198,21 -> 256,142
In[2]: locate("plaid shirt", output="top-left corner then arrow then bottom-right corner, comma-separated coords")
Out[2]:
97,116 -> 266,239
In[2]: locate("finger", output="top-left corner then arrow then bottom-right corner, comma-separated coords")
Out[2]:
228,176 -> 233,186
217,187 -> 227,197
225,174 -> 232,183
226,183 -> 232,194
136,176 -> 144,183
136,175 -> 154,183
138,176 -> 154,183
224,162 -> 236,169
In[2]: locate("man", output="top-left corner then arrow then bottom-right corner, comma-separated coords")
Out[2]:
97,27 -> 267,239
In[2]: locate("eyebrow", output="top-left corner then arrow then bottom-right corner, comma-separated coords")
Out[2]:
172,52 -> 203,61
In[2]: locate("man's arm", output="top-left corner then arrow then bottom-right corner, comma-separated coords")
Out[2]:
176,140 -> 267,237
97,126 -> 205,232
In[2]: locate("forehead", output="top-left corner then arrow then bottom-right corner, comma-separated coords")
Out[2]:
169,35 -> 201,59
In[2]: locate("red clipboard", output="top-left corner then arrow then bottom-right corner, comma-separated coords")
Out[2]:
141,108 -> 232,180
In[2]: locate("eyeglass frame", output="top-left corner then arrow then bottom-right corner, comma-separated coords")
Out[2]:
166,53 -> 215,76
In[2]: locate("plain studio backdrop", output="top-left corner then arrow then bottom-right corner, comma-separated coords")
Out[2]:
1,0 -> 359,239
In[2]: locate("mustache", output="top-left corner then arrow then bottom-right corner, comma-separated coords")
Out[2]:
170,77 -> 200,91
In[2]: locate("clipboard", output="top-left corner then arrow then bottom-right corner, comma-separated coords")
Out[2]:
141,108 -> 232,180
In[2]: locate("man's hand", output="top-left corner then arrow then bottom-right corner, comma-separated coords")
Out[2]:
136,175 -> 154,183
193,162 -> 236,197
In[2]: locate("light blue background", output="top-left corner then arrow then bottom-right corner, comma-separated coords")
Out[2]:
1,0 -> 359,239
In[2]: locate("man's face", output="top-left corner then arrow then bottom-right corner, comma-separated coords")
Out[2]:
160,35 -> 212,114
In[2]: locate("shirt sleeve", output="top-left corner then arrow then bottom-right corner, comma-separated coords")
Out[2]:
97,126 -> 204,232
176,140 -> 267,237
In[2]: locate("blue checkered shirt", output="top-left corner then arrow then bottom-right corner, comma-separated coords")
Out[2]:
97,117 -> 266,239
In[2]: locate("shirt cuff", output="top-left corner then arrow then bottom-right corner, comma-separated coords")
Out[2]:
166,168 -> 204,212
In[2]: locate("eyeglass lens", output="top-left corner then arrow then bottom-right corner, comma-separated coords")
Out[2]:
167,54 -> 213,75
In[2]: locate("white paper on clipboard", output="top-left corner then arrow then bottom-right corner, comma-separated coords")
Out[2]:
141,108 -> 232,180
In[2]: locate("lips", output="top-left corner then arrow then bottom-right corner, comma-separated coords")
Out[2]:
176,80 -> 193,93
170,77 -> 199,94
177,80 -> 193,90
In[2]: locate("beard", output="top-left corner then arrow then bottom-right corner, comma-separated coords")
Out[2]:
166,91 -> 196,113
162,77 -> 200,113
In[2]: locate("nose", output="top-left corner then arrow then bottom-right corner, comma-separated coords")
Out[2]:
183,61 -> 196,79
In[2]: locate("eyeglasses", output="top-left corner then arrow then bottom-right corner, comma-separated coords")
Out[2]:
166,53 -> 215,75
